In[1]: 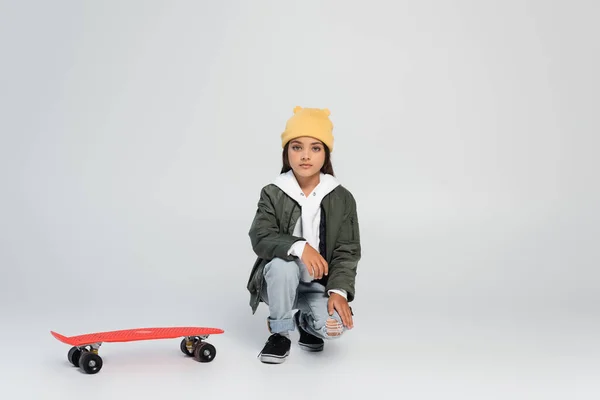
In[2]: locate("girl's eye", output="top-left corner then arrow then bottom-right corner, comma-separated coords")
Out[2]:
292,146 -> 301,151
312,146 -> 321,152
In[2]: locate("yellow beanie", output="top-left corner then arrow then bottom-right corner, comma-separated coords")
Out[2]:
281,106 -> 334,152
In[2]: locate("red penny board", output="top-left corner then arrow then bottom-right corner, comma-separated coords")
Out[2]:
51,327 -> 224,347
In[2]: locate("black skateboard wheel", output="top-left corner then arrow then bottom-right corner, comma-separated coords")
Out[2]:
79,352 -> 103,374
193,342 -> 216,362
68,347 -> 82,367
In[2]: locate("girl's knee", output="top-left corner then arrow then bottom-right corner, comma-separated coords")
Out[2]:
302,311 -> 346,340
264,258 -> 300,282
325,317 -> 344,338
317,310 -> 345,338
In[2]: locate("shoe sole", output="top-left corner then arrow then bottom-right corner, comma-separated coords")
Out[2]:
259,352 -> 289,364
299,342 -> 324,352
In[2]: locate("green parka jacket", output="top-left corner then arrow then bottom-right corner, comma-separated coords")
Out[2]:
246,182 -> 361,314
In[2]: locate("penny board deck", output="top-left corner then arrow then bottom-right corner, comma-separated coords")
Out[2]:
51,327 -> 224,346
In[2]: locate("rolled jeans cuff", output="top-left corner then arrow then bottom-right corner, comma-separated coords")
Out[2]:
267,316 -> 296,334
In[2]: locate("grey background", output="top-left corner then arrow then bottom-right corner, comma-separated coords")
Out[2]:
1,0 -> 598,398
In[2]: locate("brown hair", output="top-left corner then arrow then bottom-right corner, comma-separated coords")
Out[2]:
281,141 -> 335,176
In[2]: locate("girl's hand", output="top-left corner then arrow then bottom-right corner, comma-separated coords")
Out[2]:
328,293 -> 353,329
301,244 -> 328,279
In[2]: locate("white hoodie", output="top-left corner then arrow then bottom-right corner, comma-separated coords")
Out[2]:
272,170 -> 347,299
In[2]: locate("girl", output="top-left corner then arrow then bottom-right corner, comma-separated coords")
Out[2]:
247,106 -> 362,364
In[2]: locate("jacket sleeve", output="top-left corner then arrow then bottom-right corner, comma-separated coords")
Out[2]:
249,186 -> 304,261
326,192 -> 361,302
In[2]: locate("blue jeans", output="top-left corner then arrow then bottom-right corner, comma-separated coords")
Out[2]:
260,257 -> 346,340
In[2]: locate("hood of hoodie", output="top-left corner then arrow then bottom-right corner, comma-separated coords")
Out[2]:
272,170 -> 340,205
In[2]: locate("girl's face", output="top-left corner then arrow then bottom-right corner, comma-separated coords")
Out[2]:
287,136 -> 326,178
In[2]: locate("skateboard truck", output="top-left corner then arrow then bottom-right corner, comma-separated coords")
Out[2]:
180,335 -> 215,362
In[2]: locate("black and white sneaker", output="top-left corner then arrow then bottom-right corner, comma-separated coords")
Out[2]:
258,333 -> 291,364
295,313 -> 324,352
